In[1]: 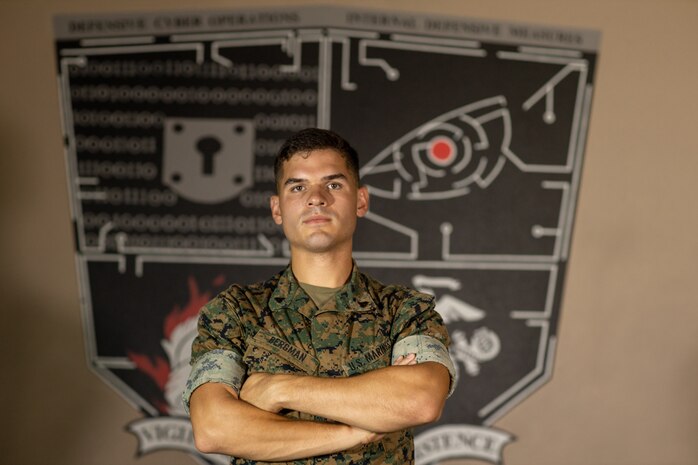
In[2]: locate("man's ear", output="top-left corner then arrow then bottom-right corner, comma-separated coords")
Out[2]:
270,195 -> 282,225
356,186 -> 369,218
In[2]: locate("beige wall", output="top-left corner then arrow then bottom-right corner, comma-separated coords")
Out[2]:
1,0 -> 696,464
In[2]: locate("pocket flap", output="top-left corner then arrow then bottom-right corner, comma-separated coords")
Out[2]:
243,330 -> 319,375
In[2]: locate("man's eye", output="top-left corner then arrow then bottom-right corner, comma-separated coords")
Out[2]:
328,182 -> 342,190
290,185 -> 304,192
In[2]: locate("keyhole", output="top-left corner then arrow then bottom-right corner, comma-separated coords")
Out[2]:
196,136 -> 222,175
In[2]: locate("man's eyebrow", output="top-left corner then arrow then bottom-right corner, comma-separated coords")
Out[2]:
323,173 -> 348,182
283,177 -> 305,186
283,173 -> 348,186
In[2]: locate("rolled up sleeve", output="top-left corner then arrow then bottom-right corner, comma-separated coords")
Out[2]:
390,291 -> 457,396
392,334 -> 456,396
182,349 -> 246,414
182,295 -> 247,414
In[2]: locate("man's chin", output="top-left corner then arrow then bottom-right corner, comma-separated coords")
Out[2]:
304,240 -> 336,254
300,233 -> 344,254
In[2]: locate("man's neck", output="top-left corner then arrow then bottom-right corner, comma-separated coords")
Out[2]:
291,249 -> 353,288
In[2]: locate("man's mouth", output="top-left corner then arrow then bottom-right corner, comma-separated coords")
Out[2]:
303,214 -> 331,225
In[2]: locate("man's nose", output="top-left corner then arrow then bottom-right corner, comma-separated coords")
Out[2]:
306,186 -> 329,206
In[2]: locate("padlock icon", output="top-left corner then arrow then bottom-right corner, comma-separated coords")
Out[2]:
162,118 -> 255,204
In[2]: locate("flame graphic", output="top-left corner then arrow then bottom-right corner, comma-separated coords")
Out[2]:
128,274 -> 225,415
164,276 -> 212,340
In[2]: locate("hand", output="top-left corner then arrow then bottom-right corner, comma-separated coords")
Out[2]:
393,353 -> 417,366
240,372 -> 292,413
349,425 -> 385,445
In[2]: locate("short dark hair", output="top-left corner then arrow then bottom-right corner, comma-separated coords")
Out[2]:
274,128 -> 360,189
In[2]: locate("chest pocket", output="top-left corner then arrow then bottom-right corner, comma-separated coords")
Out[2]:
339,308 -> 393,377
343,337 -> 393,376
243,330 -> 319,376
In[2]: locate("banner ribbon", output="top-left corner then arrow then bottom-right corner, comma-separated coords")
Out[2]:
127,416 -> 228,464
415,424 -> 514,464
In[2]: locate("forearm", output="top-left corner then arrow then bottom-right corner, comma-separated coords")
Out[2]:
272,362 -> 450,432
190,383 -> 376,461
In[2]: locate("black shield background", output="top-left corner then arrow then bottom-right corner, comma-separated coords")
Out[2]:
54,6 -> 598,462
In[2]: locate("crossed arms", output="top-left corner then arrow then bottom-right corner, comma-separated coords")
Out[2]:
189,354 -> 450,461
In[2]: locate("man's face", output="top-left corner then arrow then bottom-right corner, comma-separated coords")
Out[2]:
270,149 -> 369,255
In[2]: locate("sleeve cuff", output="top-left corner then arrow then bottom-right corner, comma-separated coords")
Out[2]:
182,349 -> 247,415
392,334 -> 457,397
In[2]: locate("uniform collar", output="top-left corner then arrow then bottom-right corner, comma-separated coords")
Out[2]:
270,261 -> 377,318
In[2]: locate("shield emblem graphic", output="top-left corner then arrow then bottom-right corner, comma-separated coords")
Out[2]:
53,6 -> 598,464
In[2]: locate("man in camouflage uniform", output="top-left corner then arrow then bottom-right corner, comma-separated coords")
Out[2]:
183,128 -> 455,464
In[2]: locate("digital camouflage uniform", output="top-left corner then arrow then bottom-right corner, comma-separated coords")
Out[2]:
184,263 -> 456,465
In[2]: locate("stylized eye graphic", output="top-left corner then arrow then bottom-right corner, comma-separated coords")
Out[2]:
361,96 -> 511,201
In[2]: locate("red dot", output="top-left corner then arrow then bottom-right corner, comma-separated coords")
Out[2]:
431,141 -> 451,161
